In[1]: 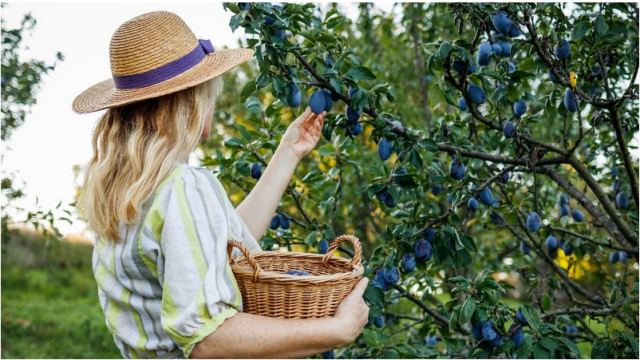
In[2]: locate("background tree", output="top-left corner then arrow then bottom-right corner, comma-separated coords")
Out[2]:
1,3 -> 67,250
206,3 -> 638,358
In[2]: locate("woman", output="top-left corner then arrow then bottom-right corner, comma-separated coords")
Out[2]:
72,10 -> 369,359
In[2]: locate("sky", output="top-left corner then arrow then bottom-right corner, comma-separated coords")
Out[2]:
1,1 -> 390,238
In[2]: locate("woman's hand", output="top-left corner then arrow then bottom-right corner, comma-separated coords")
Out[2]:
332,278 -> 370,347
278,107 -> 326,161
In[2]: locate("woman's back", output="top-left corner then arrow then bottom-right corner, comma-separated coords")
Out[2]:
92,163 -> 260,358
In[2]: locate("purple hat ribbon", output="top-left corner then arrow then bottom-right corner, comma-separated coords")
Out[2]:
113,39 -> 215,90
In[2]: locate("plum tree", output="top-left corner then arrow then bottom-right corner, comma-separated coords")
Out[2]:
218,3 -> 638,358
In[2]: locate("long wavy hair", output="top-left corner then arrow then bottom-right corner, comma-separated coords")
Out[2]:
78,77 -> 223,241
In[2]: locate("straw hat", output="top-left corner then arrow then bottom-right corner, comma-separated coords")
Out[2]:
72,10 -> 254,114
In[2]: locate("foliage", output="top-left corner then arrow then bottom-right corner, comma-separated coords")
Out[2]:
1,231 -> 120,358
209,2 -> 639,358
1,4 -> 69,253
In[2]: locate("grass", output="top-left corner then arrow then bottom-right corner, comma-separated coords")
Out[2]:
1,230 -> 120,358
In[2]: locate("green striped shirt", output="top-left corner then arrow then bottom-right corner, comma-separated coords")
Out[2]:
92,163 -> 261,358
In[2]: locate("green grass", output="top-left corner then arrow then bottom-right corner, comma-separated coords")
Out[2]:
1,232 -> 120,358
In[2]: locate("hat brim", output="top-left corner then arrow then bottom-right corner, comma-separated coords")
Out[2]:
72,48 -> 254,114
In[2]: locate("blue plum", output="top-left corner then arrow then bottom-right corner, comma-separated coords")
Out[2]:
288,83 -> 301,107
279,214 -> 290,230
492,11 -> 512,34
348,87 -> 359,98
545,235 -> 558,250
472,321 -> 484,340
425,335 -> 438,346
401,253 -> 416,273
383,266 -> 400,285
324,54 -> 334,68
459,97 -> 468,111
373,315 -> 385,328
559,204 -> 570,217
503,120 -> 516,138
449,158 -> 466,180
431,184 -> 444,195
563,242 -> 574,255
468,197 -> 479,211
490,211 -> 504,225
321,89 -> 333,112
554,39 -> 570,59
309,89 -> 326,114
564,325 -> 578,335
318,239 -> 329,254
571,209 -> 584,222
264,15 -> 275,25
424,228 -> 436,243
549,71 -> 560,84
520,241 -> 530,254
481,320 -> 498,341
414,239 -> 433,261
378,138 -> 392,161
497,41 -> 511,57
516,310 -> 528,325
346,106 -> 360,123
377,189 -> 395,207
509,325 -> 525,348
250,162 -> 262,179
270,215 -> 280,229
616,192 -> 629,209
286,269 -> 310,276
477,42 -> 493,66
322,350 -> 334,359
273,27 -> 285,39
348,123 -> 363,136
479,187 -> 495,206
564,89 -> 578,112
468,84 -> 486,104
513,98 -> 527,117
507,24 -> 522,37
526,212 -> 542,232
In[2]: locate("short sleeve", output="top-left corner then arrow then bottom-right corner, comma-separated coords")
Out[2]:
206,171 -> 262,253
158,166 -> 242,358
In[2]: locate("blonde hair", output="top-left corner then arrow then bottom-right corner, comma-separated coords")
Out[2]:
78,77 -> 223,241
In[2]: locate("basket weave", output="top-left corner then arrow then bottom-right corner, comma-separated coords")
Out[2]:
227,234 -> 363,319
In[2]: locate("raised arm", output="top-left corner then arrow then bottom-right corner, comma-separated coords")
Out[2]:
190,278 -> 370,358
236,108 -> 326,240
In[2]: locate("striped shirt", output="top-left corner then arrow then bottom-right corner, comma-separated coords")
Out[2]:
92,163 -> 261,358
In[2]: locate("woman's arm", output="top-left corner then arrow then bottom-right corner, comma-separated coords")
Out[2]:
236,108 -> 325,240
190,278 -> 370,358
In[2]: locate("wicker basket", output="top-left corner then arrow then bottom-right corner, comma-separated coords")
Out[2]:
227,234 -> 364,319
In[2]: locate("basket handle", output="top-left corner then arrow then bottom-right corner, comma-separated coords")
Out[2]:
321,234 -> 362,269
227,240 -> 262,282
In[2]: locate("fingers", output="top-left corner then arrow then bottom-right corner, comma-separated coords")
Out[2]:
350,278 -> 370,298
292,107 -> 313,126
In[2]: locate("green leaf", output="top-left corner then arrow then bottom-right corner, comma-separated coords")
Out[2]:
459,297 -> 476,325
557,336 -> 581,357
364,285 -> 385,307
240,79 -> 256,103
522,305 -> 541,331
540,337 -> 558,353
303,231 -> 317,245
532,344 -> 550,359
224,137 -> 244,149
346,66 -> 376,81
571,20 -> 589,40
595,15 -> 609,35
439,41 -> 452,59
